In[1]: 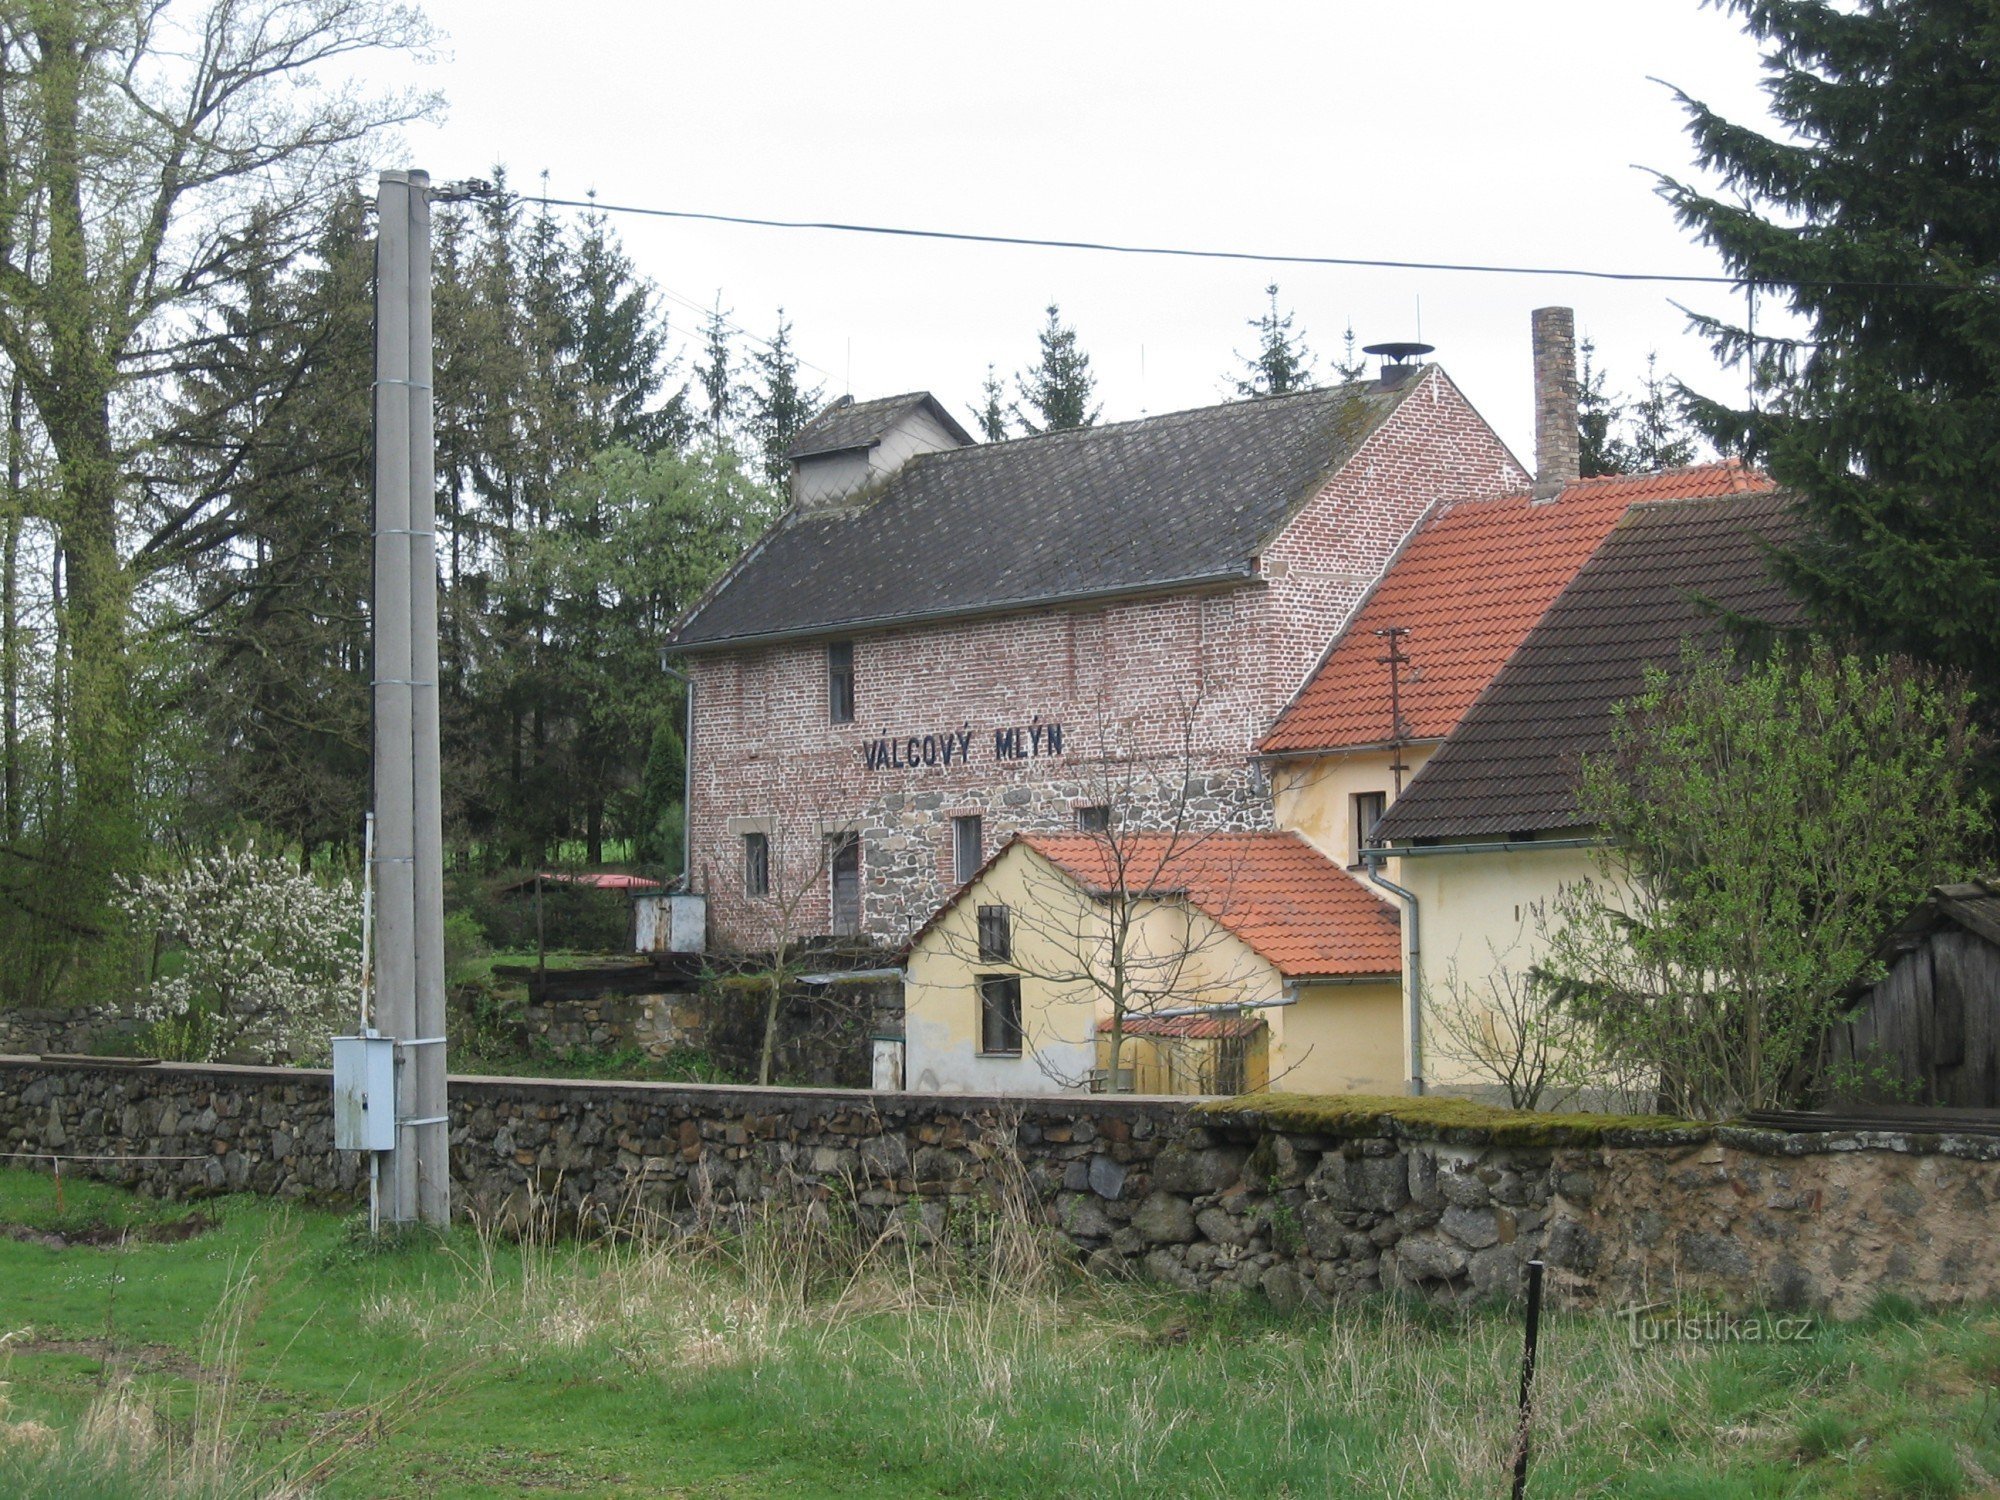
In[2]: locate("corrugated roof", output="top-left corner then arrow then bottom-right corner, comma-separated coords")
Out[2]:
1259,464 -> 1769,755
1019,831 -> 1401,979
1374,487 -> 1802,841
671,378 -> 1419,651
1096,1013 -> 1267,1040
787,392 -> 974,459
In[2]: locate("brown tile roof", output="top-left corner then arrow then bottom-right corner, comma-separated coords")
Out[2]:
1259,462 -> 1771,755
1374,486 -> 1803,842
1019,831 -> 1401,979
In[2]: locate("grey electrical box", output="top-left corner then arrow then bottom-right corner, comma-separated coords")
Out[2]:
332,1034 -> 397,1151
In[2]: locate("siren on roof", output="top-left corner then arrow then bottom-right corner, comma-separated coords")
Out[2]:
1362,340 -> 1435,390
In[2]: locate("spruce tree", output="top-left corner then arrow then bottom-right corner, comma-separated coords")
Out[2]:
972,364 -> 1009,441
694,296 -> 737,445
1014,303 -> 1101,434
1333,322 -> 1368,386
746,309 -> 825,489
1234,284 -> 1316,398
570,209 -> 688,454
1629,352 -> 1699,472
1576,337 -> 1631,477
1662,0 -> 2000,701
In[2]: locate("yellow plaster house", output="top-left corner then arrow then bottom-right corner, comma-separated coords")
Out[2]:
901,831 -> 1404,1096
1257,472 -> 1642,1090
1373,476 -> 1797,1096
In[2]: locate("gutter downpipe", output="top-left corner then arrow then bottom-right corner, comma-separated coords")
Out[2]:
658,655 -> 694,891
1361,846 -> 1424,1097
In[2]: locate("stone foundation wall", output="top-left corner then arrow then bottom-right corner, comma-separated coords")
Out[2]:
521,975 -> 900,1089
4,1055 -> 1996,1318
0,1005 -> 142,1056
523,991 -> 706,1060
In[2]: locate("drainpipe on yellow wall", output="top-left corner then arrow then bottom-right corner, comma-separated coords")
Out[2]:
1360,848 -> 1423,1097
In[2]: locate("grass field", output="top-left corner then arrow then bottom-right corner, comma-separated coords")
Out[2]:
3,1166 -> 1999,1498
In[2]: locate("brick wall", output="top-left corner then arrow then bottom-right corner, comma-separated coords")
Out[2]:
686,370 -> 1527,950
8,1054 -> 2000,1318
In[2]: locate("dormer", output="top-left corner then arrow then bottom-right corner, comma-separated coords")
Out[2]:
789,391 -> 976,510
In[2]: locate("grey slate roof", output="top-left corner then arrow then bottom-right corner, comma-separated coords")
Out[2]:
1374,487 -> 1803,841
788,392 -> 974,459
672,379 -> 1416,652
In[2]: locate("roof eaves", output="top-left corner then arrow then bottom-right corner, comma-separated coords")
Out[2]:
1254,737 -> 1447,763
667,566 -> 1259,655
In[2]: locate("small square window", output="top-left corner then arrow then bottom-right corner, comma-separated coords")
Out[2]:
978,974 -> 1022,1055
743,832 -> 769,897
827,641 -> 855,724
1076,804 -> 1110,833
953,814 -> 983,884
977,904 -> 1011,962
1351,790 -> 1387,865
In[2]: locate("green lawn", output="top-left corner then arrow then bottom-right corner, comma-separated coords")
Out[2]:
3,1166 -> 1999,1498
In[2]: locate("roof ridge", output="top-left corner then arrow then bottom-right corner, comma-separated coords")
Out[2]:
1558,458 -> 1768,490
916,378 -> 1402,464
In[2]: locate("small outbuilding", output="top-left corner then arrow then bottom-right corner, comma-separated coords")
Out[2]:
1827,880 -> 2000,1108
900,831 -> 1403,1096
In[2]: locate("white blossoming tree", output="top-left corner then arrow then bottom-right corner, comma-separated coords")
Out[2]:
116,844 -> 361,1065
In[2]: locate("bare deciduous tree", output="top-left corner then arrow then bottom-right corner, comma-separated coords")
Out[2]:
925,700 -> 1287,1094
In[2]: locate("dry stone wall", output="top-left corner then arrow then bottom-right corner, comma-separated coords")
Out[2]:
3,1055 -> 1996,1318
0,1005 -> 143,1057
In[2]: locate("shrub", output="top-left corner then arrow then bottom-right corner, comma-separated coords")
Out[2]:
115,842 -> 360,1065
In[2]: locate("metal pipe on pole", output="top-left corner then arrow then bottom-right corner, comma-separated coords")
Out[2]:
406,171 -> 449,1226
372,167 -> 447,1227
372,169 -> 418,1225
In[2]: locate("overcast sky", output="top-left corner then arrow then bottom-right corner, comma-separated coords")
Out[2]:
394,1 -> 1786,464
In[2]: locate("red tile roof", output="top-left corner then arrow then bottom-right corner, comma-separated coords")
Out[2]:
1258,463 -> 1774,755
1096,1013 -> 1266,1040
1019,831 -> 1400,979
498,871 -> 665,893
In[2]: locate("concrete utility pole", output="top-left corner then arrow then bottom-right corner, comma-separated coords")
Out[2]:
373,169 -> 449,1226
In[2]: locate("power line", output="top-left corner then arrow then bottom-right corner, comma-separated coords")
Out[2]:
434,181 -> 843,384
652,283 -> 839,384
524,194 -> 1989,295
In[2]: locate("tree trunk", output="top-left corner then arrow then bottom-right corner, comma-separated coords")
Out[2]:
758,970 -> 781,1085
14,11 -> 140,971
3,369 -> 22,841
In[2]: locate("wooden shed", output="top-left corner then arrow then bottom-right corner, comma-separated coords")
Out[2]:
1826,880 -> 2000,1107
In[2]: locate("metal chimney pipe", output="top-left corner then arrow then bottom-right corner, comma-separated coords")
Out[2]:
1530,307 -> 1580,500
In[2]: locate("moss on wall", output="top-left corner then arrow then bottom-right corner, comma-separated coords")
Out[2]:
1198,1091 -> 1711,1147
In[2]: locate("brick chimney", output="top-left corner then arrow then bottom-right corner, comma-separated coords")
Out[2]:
1531,307 -> 1580,500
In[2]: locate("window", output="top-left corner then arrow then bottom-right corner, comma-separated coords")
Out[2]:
952,815 -> 983,883
829,833 -> 861,935
1075,804 -> 1110,833
743,832 -> 769,897
827,641 -> 855,723
977,904 -> 1012,962
1351,790 -> 1387,865
978,974 -> 1022,1055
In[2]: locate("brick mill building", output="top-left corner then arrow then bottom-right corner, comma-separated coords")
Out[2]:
668,354 -> 1531,951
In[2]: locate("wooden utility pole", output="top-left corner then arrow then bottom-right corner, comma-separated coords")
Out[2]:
373,169 -> 448,1227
